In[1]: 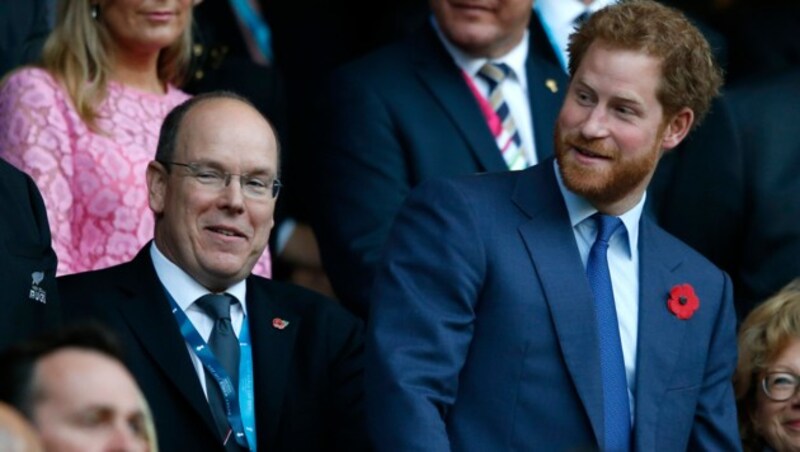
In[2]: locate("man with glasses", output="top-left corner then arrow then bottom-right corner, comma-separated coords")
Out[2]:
58,92 -> 369,452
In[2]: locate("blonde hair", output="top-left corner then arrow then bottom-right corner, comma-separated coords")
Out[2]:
734,278 -> 800,451
40,0 -> 193,128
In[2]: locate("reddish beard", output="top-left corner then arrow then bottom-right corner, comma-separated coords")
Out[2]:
554,123 -> 663,207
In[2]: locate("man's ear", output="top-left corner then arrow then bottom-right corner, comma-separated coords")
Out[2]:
146,161 -> 167,215
661,107 -> 694,151
660,107 -> 694,151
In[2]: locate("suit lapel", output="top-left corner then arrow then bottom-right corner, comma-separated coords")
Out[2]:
513,163 -> 605,446
113,248 -> 219,436
526,13 -> 569,162
633,218 -> 687,446
246,278 -> 300,448
412,24 -> 508,172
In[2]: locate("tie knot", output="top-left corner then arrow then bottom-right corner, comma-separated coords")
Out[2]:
195,293 -> 236,321
593,214 -> 623,244
478,62 -> 512,86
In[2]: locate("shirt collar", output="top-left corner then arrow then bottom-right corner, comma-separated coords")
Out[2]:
553,160 -> 644,258
431,15 -> 530,91
150,242 -> 248,315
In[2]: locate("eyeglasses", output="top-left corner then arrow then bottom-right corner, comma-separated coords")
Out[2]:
762,372 -> 800,402
160,161 -> 281,199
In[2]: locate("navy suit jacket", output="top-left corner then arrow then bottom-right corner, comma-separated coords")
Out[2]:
0,159 -> 60,350
366,160 -> 740,451
59,246 -> 369,452
313,16 -> 568,318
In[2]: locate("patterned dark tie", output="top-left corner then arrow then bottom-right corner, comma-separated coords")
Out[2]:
195,293 -> 245,451
586,214 -> 631,452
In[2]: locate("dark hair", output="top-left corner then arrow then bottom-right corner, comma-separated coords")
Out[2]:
155,91 -> 281,165
0,323 -> 123,418
567,0 -> 723,128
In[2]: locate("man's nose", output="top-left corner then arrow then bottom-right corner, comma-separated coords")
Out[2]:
580,106 -> 611,139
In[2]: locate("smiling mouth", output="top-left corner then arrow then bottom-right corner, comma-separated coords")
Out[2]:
207,227 -> 245,238
450,1 -> 492,11
574,145 -> 611,160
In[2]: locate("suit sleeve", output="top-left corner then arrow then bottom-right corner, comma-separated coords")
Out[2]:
366,178 -> 485,452
0,161 -> 60,349
325,306 -> 371,450
687,271 -> 742,451
313,69 -> 412,318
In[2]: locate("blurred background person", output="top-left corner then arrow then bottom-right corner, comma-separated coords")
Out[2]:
312,0 -> 567,317
735,278 -> 800,451
0,324 -> 155,452
0,0 -> 272,278
0,402 -> 43,452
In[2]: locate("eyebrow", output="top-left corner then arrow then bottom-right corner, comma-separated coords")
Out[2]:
573,80 -> 645,107
189,160 -> 274,177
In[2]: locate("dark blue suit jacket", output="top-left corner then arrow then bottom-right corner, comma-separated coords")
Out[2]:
59,246 -> 369,452
366,160 -> 740,451
313,17 -> 568,318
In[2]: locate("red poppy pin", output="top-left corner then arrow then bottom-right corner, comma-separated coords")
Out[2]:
667,284 -> 700,320
272,318 -> 290,330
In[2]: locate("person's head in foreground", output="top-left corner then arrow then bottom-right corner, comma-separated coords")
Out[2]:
557,0 -> 722,214
0,325 -> 157,452
736,279 -> 800,452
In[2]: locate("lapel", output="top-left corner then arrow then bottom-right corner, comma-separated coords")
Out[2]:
526,13 -> 569,162
633,218 -> 687,445
512,161 -> 604,446
412,23 -> 508,172
246,278 -> 300,448
113,247 -> 219,436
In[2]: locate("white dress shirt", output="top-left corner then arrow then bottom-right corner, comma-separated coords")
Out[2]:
150,242 -> 248,397
432,17 -> 538,166
554,161 -> 643,420
535,0 -> 618,72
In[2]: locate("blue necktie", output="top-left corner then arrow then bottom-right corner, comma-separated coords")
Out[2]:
586,214 -> 631,452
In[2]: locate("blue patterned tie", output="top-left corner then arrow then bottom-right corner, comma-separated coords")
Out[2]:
586,214 -> 631,451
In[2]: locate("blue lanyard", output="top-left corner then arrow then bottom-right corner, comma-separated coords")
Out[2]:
164,289 -> 257,450
228,0 -> 273,62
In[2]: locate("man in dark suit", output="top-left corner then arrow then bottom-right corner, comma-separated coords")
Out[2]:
366,2 -> 739,450
0,159 -> 60,351
659,70 -> 800,319
312,0 -> 568,317
59,92 -> 368,452
724,69 -> 800,314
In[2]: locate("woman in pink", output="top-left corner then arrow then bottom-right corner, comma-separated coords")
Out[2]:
0,0 -> 272,277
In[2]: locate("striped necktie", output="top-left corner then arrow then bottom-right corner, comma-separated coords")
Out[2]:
477,62 -> 529,170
